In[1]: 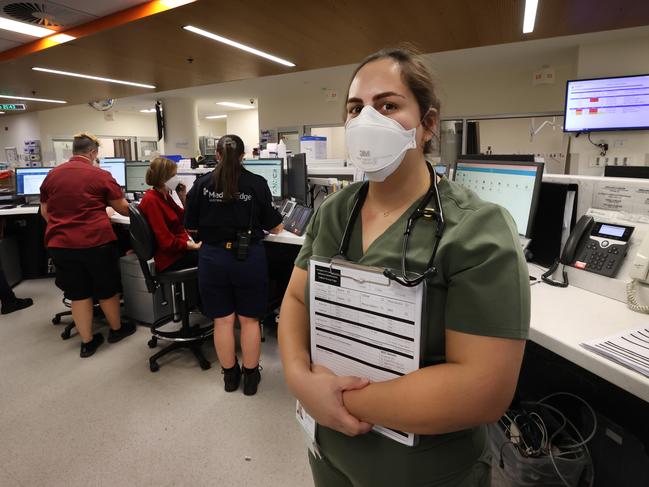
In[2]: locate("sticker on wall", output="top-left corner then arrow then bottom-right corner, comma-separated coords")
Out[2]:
324,89 -> 338,102
533,67 -> 555,85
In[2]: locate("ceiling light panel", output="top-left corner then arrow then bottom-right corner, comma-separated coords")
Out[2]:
32,67 -> 156,89
0,16 -> 55,37
183,25 -> 296,67
0,94 -> 66,104
523,0 -> 539,34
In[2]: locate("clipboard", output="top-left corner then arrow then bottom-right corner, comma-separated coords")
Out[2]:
307,256 -> 426,446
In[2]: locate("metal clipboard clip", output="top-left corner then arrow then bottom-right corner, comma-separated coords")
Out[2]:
328,257 -> 393,288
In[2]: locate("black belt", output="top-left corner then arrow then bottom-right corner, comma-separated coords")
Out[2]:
217,240 -> 259,250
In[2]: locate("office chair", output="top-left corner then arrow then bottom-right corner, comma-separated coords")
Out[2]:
128,204 -> 213,372
52,298 -> 104,340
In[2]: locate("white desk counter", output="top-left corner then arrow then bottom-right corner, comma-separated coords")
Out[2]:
110,213 -> 305,247
0,205 -> 39,216
528,265 -> 649,403
263,230 -> 305,246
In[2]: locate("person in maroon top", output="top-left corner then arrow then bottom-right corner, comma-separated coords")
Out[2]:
137,157 -> 201,273
40,133 -> 135,358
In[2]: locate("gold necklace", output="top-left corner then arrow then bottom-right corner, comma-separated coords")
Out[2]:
378,200 -> 410,218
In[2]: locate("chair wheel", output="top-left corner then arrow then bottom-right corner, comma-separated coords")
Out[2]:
200,360 -> 211,370
149,362 -> 160,372
52,316 -> 61,324
147,337 -> 158,348
61,329 -> 71,340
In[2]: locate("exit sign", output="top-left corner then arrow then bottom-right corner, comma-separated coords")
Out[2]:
0,103 -> 26,110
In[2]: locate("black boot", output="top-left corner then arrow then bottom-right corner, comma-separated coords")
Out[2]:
1,297 -> 33,315
107,321 -> 136,343
80,333 -> 104,358
222,361 -> 241,392
243,365 -> 262,396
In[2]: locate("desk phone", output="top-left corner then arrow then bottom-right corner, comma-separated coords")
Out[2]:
564,216 -> 634,278
278,199 -> 312,236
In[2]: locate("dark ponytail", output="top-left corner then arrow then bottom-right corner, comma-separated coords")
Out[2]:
213,134 -> 245,201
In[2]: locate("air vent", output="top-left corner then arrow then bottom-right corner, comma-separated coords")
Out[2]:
0,1 -> 94,29
3,3 -> 60,27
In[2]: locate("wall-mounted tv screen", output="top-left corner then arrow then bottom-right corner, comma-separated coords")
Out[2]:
564,74 -> 649,132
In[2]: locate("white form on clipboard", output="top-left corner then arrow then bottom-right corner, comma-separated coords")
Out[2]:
308,256 -> 425,446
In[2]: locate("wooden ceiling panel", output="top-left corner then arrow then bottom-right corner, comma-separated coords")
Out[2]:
1,0 -> 649,113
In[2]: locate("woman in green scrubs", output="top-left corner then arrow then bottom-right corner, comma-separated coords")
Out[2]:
279,47 -> 530,486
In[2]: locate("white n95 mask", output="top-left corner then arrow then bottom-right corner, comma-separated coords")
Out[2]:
345,105 -> 418,182
165,175 -> 180,192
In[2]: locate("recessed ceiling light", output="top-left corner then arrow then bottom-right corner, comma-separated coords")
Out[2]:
47,33 -> 75,44
0,17 -> 56,37
140,108 -> 156,113
32,67 -> 156,89
523,0 -> 539,34
206,115 -> 227,119
0,94 -> 66,104
216,102 -> 255,110
183,25 -> 296,67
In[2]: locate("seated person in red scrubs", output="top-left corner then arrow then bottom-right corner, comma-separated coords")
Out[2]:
138,157 -> 201,272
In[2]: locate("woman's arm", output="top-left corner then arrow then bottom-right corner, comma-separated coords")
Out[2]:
142,200 -> 189,252
268,223 -> 284,234
278,267 -> 373,436
343,330 -> 525,435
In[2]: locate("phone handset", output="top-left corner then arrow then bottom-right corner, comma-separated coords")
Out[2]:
560,215 -> 595,265
542,215 -> 595,287
626,232 -> 649,313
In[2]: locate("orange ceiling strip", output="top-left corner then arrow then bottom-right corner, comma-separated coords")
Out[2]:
0,1 -> 187,63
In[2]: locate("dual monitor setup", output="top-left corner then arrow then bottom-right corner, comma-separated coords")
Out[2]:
241,154 -> 309,205
15,155 -> 309,203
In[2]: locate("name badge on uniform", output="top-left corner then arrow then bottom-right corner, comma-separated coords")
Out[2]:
295,400 -> 321,458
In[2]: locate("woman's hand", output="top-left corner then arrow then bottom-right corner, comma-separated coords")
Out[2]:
187,240 -> 202,250
269,223 -> 284,234
294,364 -> 373,437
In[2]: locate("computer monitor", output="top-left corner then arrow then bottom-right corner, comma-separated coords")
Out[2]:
125,162 -> 151,192
433,163 -> 450,177
99,158 -> 126,187
287,153 -> 308,204
453,158 -> 544,238
243,158 -> 283,198
15,167 -> 52,196
604,165 -> 649,179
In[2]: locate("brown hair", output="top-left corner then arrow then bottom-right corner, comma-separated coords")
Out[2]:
213,134 -> 245,201
344,46 -> 441,153
145,157 -> 177,187
72,132 -> 100,155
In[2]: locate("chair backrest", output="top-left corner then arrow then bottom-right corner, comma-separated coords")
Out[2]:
128,203 -> 158,292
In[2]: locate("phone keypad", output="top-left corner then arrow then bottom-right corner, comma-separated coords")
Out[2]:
579,240 -> 625,277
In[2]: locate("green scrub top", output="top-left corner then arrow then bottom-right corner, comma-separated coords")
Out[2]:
294,176 -> 530,486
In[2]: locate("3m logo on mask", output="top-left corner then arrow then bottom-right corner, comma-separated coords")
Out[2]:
359,150 -> 371,158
